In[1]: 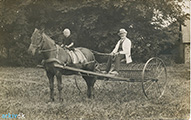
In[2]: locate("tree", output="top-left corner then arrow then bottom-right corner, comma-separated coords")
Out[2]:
0,0 -> 189,66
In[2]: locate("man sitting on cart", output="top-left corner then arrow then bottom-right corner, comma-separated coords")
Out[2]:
106,28 -> 132,74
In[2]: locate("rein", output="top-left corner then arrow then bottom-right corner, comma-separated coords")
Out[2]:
90,50 -> 112,56
31,33 -> 58,53
39,47 -> 57,53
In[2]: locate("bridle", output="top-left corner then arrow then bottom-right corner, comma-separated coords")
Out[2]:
30,35 -> 44,51
30,33 -> 57,53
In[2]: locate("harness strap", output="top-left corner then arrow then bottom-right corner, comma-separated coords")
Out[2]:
56,45 -> 59,59
39,48 -> 57,53
30,35 -> 44,50
44,58 -> 62,64
90,50 -> 111,56
43,45 -> 61,64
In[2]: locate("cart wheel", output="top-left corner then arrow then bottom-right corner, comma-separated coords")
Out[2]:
142,57 -> 167,100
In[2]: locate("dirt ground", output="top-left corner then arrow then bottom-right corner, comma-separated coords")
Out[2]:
0,64 -> 190,120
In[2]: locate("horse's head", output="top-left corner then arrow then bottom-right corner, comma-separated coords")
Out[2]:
28,28 -> 43,55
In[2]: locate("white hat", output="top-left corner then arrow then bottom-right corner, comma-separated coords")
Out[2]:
63,28 -> 71,37
118,28 -> 127,35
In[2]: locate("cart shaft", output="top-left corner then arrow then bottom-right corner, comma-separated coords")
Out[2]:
54,64 -> 145,82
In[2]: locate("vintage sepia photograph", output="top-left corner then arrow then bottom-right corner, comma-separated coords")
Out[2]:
0,0 -> 190,119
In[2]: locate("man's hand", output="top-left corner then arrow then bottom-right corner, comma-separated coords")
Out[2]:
110,52 -> 114,56
114,52 -> 120,56
65,45 -> 69,48
110,52 -> 119,56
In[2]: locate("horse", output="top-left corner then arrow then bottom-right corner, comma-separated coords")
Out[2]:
28,28 -> 96,102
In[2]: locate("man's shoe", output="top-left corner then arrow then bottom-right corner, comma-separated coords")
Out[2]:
109,71 -> 119,75
37,64 -> 44,68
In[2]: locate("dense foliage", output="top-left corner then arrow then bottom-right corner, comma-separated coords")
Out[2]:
0,0 -> 189,66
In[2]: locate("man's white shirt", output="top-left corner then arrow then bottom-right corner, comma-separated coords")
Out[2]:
112,37 -> 132,64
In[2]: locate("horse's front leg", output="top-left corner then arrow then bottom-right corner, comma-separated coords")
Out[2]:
46,71 -> 55,102
56,70 -> 63,102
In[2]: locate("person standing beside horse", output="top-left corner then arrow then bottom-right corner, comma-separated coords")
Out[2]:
106,28 -> 132,74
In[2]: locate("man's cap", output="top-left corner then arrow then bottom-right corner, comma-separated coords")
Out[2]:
118,28 -> 127,35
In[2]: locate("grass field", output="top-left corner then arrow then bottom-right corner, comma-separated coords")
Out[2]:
0,64 -> 190,120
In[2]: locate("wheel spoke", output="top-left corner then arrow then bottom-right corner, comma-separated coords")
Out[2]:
145,81 -> 154,92
156,62 -> 161,72
156,82 -> 161,96
142,57 -> 167,100
153,61 -> 161,77
157,68 -> 165,78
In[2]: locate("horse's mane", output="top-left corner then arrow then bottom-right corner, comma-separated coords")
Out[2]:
34,28 -> 56,45
42,32 -> 56,45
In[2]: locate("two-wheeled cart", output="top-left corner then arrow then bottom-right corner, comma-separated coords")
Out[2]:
55,57 -> 167,100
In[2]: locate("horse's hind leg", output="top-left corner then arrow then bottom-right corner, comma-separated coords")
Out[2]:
82,76 -> 96,98
46,71 -> 55,102
56,71 -> 63,102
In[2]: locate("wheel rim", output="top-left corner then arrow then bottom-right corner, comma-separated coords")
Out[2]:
142,57 -> 167,100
